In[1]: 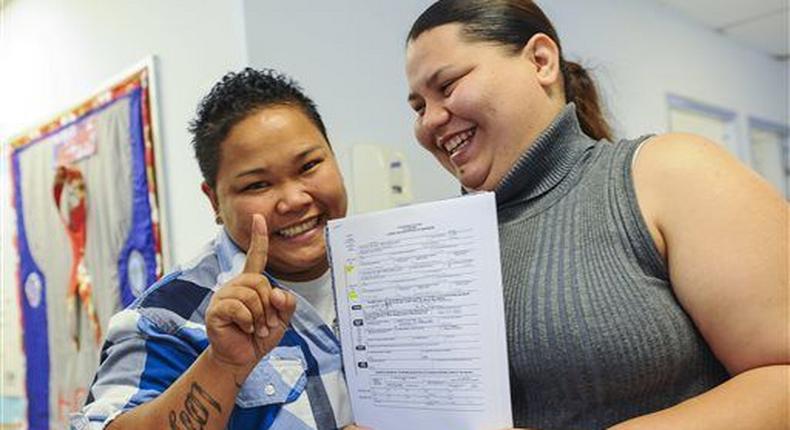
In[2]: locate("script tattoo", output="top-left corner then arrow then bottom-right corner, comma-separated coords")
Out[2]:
169,383 -> 222,430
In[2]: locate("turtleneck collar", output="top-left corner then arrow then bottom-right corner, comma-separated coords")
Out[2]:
492,103 -> 596,208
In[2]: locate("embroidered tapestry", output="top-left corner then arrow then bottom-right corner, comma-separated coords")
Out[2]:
9,64 -> 166,430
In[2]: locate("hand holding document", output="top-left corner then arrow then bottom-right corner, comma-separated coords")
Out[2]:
326,192 -> 512,430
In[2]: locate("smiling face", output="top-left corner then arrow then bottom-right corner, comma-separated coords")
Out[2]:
203,105 -> 347,282
406,24 -> 564,191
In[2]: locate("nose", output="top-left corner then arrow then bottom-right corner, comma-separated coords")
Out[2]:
421,102 -> 450,132
275,181 -> 313,215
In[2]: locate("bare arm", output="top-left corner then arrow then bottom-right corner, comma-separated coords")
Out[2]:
611,365 -> 788,430
611,133 -> 789,429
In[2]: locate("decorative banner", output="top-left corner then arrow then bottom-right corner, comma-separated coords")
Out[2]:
9,60 -> 168,430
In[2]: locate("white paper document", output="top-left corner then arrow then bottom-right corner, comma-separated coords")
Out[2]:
326,192 -> 513,430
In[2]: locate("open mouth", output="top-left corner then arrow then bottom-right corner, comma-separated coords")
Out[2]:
441,128 -> 476,158
276,216 -> 322,238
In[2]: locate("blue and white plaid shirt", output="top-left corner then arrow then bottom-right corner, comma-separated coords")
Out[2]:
72,230 -> 352,429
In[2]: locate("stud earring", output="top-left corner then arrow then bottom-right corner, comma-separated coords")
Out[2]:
215,215 -> 223,225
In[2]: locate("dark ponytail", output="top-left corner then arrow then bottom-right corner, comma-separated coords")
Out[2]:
562,61 -> 612,141
409,0 -> 613,141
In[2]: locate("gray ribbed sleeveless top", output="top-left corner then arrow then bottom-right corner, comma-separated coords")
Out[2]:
494,104 -> 728,429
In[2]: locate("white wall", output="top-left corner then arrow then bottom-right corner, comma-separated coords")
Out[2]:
243,0 -> 788,202
242,0 -> 454,205
540,0 -> 788,161
0,0 -> 248,405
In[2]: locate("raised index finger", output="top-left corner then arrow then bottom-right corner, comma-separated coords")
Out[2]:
243,213 -> 269,275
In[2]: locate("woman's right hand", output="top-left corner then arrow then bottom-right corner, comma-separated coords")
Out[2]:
205,214 -> 297,371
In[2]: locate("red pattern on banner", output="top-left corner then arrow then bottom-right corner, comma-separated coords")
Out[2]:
139,70 -> 164,277
53,165 -> 102,347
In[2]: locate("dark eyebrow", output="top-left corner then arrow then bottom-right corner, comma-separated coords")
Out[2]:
296,145 -> 323,159
407,65 -> 450,103
235,145 -> 324,179
236,167 -> 267,179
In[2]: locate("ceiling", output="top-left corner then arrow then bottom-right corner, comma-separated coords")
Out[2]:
0,0 -> 785,59
657,0 -> 789,60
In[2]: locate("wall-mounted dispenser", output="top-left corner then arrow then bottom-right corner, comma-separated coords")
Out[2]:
342,144 -> 413,214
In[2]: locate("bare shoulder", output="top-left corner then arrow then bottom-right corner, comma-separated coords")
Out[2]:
632,132 -> 783,229
635,132 -> 761,188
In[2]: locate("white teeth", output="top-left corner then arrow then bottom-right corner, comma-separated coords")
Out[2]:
441,129 -> 475,155
277,217 -> 319,238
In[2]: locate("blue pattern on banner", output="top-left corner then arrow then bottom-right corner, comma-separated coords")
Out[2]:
11,148 -> 50,430
117,89 -> 158,306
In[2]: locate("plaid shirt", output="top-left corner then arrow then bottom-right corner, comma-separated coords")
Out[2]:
71,230 -> 352,429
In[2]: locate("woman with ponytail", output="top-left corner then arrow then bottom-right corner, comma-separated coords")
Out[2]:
404,1 -> 788,429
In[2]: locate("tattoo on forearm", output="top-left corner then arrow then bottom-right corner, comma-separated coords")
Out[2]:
168,383 -> 222,430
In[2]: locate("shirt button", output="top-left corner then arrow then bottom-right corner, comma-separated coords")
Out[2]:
264,384 -> 276,396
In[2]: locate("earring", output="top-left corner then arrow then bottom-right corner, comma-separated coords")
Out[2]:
215,215 -> 223,225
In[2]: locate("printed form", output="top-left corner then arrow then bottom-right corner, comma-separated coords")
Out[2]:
327,192 -> 512,430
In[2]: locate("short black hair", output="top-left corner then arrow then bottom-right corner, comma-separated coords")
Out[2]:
189,67 -> 328,189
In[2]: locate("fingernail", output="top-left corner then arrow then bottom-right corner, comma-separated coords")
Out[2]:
256,325 -> 269,338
